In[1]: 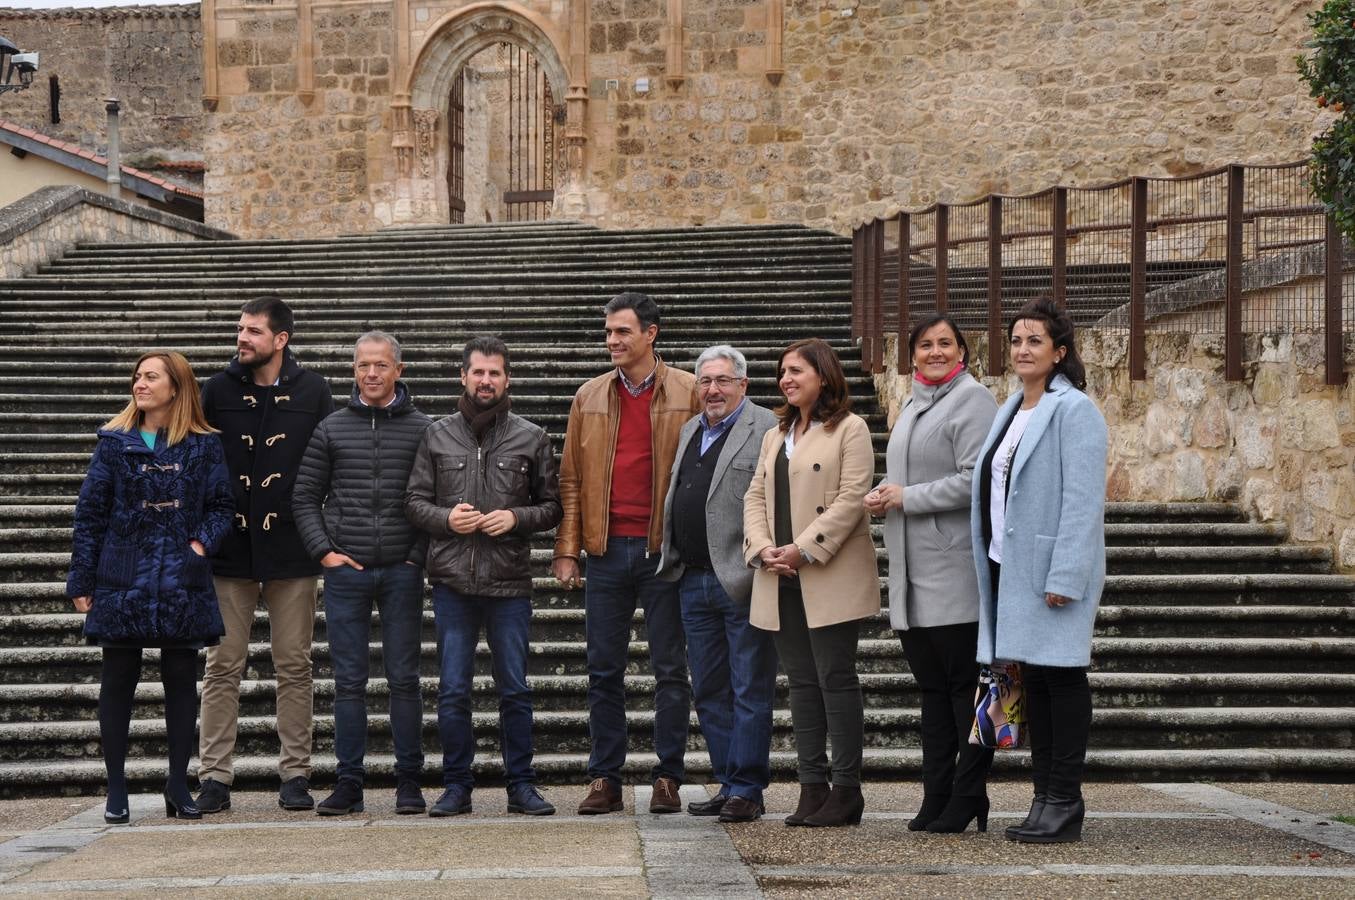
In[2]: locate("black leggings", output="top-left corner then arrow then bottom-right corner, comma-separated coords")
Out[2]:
898,621 -> 993,799
1023,662 -> 1092,800
100,647 -> 199,804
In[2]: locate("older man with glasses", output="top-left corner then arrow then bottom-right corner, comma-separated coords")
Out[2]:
657,344 -> 779,823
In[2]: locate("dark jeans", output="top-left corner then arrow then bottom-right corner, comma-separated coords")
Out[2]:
584,536 -> 690,785
431,586 -> 537,790
773,583 -> 863,787
323,562 -> 425,785
679,567 -> 778,802
898,621 -> 994,800
1024,663 -> 1092,800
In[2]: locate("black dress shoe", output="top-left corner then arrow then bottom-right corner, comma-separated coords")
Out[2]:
279,775 -> 315,811
104,807 -> 129,825
717,796 -> 764,823
164,790 -> 202,820
908,794 -> 950,832
1010,795 -> 1084,843
196,778 -> 232,814
1006,794 -> 1046,839
687,792 -> 729,816
925,795 -> 989,833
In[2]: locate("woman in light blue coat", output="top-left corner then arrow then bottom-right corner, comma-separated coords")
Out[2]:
970,297 -> 1107,845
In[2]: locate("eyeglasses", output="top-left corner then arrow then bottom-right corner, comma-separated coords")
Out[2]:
697,376 -> 743,389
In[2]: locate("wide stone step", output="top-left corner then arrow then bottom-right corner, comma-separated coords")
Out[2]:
4,746 -> 1354,797
1,636 -> 1352,684
5,704 -> 1350,763
1102,522 -> 1287,546
10,599 -> 1351,650
6,671 -> 1350,725
1102,545 -> 1332,574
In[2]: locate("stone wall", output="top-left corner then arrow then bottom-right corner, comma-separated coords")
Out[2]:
874,299 -> 1355,572
197,0 -> 1327,238
0,185 -> 231,279
0,5 -> 202,166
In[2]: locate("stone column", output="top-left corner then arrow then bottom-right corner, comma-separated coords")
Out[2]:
202,0 -> 218,110
665,0 -> 685,88
297,0 -> 314,102
559,0 -> 591,217
766,0 -> 784,85
104,98 -> 122,201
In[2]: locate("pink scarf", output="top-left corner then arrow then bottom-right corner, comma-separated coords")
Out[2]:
913,361 -> 966,387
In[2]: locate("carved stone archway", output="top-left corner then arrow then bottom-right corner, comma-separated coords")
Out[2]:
390,2 -> 582,224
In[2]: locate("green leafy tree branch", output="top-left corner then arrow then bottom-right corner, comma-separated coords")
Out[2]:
1299,0 -> 1355,241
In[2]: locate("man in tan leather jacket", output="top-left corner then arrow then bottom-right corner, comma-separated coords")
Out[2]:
551,292 -> 700,816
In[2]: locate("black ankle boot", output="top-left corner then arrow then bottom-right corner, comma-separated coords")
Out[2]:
925,795 -> 989,833
1005,794 -> 1046,839
1012,795 -> 1083,843
803,785 -> 864,827
908,794 -> 950,831
784,783 -> 831,827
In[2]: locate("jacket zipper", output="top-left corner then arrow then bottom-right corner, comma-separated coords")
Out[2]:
371,411 -> 382,561
470,443 -> 482,589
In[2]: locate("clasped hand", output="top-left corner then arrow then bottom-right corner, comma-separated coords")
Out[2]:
759,543 -> 804,578
863,483 -> 903,516
449,502 -> 517,537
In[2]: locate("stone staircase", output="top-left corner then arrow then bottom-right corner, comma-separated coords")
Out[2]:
0,220 -> 1351,796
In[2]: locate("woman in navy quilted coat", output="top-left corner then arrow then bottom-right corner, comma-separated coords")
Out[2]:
67,350 -> 233,824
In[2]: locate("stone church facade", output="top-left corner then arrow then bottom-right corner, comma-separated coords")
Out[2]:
40,0 -> 1327,239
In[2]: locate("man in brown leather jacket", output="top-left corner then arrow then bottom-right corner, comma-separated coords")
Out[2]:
551,292 -> 701,815
406,335 -> 562,817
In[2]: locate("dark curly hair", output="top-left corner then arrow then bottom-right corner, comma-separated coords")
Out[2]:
1008,297 -> 1086,391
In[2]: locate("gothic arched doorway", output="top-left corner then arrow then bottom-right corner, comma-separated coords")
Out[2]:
448,42 -> 560,223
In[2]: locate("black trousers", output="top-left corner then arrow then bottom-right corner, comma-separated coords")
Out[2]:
1023,662 -> 1092,800
898,621 -> 994,799
988,559 -> 1092,801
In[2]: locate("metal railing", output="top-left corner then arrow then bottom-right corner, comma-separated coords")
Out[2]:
852,161 -> 1348,385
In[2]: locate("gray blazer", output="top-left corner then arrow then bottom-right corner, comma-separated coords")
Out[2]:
657,400 -> 778,602
882,372 -> 998,630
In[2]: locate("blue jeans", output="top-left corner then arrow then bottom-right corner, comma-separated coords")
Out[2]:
323,562 -> 425,785
584,537 -> 690,785
431,586 -> 536,790
680,568 -> 778,802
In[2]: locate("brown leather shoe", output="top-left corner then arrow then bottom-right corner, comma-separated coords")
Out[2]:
717,795 -> 765,823
577,778 -> 623,815
650,776 -> 681,814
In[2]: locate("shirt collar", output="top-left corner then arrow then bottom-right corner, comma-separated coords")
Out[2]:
700,397 -> 747,434
617,357 -> 658,397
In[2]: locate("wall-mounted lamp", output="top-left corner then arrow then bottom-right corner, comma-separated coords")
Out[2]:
0,35 -> 39,95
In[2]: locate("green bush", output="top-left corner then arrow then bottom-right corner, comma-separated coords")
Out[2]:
1298,0 -> 1355,241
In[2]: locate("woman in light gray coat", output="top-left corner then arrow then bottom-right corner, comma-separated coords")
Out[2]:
865,314 -> 997,834
971,297 -> 1107,845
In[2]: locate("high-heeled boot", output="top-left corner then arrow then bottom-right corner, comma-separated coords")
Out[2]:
803,785 -> 864,827
1011,795 -> 1083,843
784,782 -> 831,827
925,795 -> 989,833
908,794 -> 951,831
1005,794 -> 1046,839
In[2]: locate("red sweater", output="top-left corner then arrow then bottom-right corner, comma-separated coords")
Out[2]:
609,381 -> 654,538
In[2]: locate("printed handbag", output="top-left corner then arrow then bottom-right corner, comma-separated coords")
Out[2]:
968,661 -> 1026,750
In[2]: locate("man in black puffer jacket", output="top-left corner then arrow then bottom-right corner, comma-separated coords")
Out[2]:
292,330 -> 432,817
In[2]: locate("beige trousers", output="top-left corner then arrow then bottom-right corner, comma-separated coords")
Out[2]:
198,575 -> 318,784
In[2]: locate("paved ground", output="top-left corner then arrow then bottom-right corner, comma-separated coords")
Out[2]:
0,781 -> 1351,898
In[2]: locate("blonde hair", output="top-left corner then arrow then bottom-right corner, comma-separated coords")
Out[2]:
104,351 -> 216,446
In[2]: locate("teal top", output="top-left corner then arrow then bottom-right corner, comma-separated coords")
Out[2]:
139,429 -> 157,450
